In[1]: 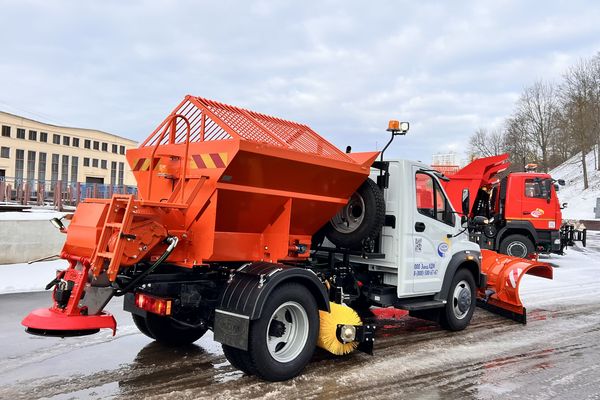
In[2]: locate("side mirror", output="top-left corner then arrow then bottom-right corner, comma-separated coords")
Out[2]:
554,183 -> 560,192
562,202 -> 568,209
461,188 -> 470,216
558,179 -> 565,186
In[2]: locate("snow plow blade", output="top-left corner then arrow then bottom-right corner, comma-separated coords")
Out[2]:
22,308 -> 116,337
477,250 -> 553,323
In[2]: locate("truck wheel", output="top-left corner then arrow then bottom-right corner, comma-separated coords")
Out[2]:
144,313 -> 208,346
440,268 -> 476,331
324,178 -> 385,249
245,283 -> 319,381
222,345 -> 256,375
500,234 -> 534,258
132,314 -> 154,339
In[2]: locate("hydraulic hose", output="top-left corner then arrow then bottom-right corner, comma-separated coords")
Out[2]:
113,236 -> 179,297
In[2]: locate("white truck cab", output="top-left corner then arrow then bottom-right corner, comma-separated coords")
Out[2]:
365,160 -> 481,298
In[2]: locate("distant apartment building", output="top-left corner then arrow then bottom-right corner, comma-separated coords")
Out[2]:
0,111 -> 137,186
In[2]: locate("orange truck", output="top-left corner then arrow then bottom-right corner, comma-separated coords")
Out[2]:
22,96 -> 553,381
440,155 -> 586,258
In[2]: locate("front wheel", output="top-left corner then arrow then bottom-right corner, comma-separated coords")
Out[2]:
500,234 -> 534,258
243,283 -> 319,381
440,268 -> 476,331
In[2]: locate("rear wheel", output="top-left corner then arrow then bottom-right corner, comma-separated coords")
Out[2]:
440,268 -> 476,331
222,344 -> 256,375
500,234 -> 534,258
141,313 -> 208,346
244,283 -> 319,381
132,314 -> 154,339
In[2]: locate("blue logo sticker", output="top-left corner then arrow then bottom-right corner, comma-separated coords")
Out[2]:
437,243 -> 449,258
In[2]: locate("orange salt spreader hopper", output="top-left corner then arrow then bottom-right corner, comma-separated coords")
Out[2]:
22,95 -> 379,336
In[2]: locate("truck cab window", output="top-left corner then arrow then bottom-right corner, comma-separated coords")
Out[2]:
524,179 -> 549,199
416,172 -> 455,226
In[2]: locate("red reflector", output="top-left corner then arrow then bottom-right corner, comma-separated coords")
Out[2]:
135,292 -> 172,316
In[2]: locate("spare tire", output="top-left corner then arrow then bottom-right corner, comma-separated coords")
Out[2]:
323,178 -> 385,249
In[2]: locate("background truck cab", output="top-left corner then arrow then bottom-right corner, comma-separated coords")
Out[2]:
442,154 -> 586,258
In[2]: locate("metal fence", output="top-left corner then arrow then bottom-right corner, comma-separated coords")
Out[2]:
0,177 -> 137,210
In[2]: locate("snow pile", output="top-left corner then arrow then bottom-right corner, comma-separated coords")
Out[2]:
549,148 -> 600,221
0,208 -> 68,221
0,260 -> 67,294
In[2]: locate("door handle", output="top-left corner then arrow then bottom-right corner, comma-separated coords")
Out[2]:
415,222 -> 426,232
523,211 -> 531,215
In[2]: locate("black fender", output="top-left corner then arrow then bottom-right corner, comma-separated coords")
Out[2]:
497,220 -> 538,247
213,262 -> 329,350
434,250 -> 483,303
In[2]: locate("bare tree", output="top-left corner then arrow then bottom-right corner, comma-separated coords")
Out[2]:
559,58 -> 597,189
468,127 -> 505,159
504,115 -> 535,171
513,81 -> 559,171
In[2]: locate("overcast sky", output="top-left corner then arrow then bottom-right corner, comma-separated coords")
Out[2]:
1,1 -> 600,163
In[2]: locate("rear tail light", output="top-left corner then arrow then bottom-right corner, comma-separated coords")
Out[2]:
135,292 -> 172,316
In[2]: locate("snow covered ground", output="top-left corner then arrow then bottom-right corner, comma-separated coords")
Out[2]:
0,260 -> 67,294
550,147 -> 600,221
0,207 -> 68,221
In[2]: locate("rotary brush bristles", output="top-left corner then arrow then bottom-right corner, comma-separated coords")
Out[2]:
317,302 -> 362,355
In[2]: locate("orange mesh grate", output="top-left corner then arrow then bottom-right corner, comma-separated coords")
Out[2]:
142,96 -> 351,162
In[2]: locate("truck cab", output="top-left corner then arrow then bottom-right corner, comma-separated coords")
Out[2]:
443,154 -> 585,258
361,160 -> 482,300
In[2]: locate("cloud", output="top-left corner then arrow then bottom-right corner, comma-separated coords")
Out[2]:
1,0 -> 600,164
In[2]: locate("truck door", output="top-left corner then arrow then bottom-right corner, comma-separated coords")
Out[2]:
411,170 -> 455,294
522,176 -> 555,230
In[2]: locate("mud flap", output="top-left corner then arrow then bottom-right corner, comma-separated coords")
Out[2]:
477,250 -> 553,324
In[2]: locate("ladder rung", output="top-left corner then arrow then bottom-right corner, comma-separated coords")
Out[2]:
105,223 -> 123,228
97,252 -> 114,259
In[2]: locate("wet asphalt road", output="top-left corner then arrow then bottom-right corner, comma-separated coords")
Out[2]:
1,240 -> 600,399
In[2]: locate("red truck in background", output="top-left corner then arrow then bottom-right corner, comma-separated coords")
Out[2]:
440,154 -> 586,258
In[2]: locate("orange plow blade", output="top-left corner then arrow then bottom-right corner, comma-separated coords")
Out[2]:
477,249 -> 553,323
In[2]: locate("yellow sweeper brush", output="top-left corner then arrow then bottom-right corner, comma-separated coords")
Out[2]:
317,302 -> 362,355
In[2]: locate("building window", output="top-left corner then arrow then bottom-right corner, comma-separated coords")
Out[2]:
17,128 -> 25,139
38,152 -> 47,182
1,147 -> 9,158
102,142 -> 108,152
71,156 -> 78,183
28,130 -> 37,141
118,162 -> 124,186
119,145 -> 125,155
73,138 -> 80,147
101,159 -> 107,169
84,139 -> 91,149
111,161 -> 117,186
40,132 -> 48,142
51,154 -> 59,183
92,158 -> 99,168
83,157 -> 90,167
61,155 -> 69,184
112,144 -> 118,153
53,134 -> 60,144
27,151 -> 36,183
2,125 -> 11,137
93,141 -> 100,150
15,149 -> 25,182
63,136 -> 70,146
